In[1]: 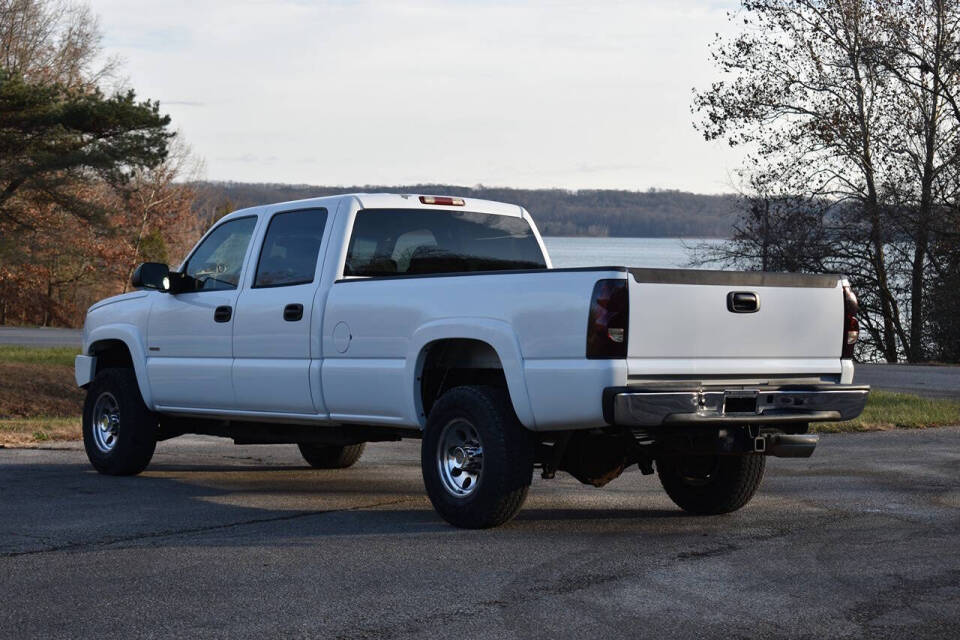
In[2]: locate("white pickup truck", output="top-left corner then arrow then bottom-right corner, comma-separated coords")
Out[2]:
75,193 -> 868,528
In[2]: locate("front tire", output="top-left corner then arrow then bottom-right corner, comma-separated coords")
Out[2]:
82,368 -> 157,476
298,443 -> 365,469
421,385 -> 534,529
657,454 -> 765,515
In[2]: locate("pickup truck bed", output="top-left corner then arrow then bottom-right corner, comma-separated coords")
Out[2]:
74,192 -> 868,528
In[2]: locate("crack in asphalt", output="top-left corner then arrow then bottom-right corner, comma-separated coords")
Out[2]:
676,542 -> 740,559
842,568 -> 960,637
0,497 -> 416,559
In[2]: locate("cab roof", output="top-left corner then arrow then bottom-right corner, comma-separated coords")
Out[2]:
221,192 -> 526,221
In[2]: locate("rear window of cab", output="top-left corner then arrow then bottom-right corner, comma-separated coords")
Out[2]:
344,209 -> 547,277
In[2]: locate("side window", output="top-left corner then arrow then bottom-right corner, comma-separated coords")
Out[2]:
343,209 -> 547,277
254,208 -> 328,288
183,217 -> 257,291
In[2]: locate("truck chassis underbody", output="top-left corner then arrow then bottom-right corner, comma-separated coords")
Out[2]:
538,423 -> 816,487
158,415 -> 815,490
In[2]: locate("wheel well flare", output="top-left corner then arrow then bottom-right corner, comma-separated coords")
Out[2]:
418,339 -> 507,418
90,339 -> 134,373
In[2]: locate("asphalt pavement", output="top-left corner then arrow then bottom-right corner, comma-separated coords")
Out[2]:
855,363 -> 960,399
0,327 -> 81,347
1,429 -> 958,639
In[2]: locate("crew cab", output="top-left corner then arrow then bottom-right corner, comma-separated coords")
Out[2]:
75,193 -> 869,528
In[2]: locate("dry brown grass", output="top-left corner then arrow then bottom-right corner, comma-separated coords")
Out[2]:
0,417 -> 80,447
0,361 -> 84,418
0,358 -> 84,446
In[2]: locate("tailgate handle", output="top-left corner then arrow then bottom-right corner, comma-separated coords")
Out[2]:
727,292 -> 759,313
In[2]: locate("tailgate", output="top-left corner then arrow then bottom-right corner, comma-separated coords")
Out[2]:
625,268 -> 844,379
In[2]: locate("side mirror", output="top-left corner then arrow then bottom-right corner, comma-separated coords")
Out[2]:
165,271 -> 196,294
131,262 -> 170,291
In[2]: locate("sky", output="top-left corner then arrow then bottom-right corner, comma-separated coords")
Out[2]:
88,0 -> 745,193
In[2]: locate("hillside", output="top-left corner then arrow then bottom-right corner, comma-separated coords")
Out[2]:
191,182 -> 737,238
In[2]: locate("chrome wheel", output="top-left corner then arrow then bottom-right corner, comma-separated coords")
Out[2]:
91,392 -> 120,453
437,418 -> 484,497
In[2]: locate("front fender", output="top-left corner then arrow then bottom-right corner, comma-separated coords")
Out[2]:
85,324 -> 155,410
406,318 -> 536,429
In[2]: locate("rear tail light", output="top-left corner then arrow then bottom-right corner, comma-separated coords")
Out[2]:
419,195 -> 465,206
842,283 -> 859,359
586,279 -> 629,358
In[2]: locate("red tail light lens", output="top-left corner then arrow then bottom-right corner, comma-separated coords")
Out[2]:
586,279 -> 629,359
842,283 -> 859,359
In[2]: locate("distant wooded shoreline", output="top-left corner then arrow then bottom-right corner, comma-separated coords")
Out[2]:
190,182 -> 738,238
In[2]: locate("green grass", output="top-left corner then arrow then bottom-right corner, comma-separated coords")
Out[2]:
813,390 -> 960,433
0,345 -> 80,367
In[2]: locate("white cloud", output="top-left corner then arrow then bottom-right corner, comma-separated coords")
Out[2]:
90,0 -> 744,192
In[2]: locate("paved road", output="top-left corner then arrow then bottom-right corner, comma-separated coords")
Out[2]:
1,430 -> 958,639
855,363 -> 960,399
0,327 -> 81,347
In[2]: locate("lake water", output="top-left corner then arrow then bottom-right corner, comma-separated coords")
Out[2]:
542,237 -> 728,269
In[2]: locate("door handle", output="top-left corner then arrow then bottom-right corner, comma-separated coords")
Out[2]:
726,292 -> 759,313
283,303 -> 304,322
214,305 -> 233,323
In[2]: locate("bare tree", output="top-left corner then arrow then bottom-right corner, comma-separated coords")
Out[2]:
872,0 -> 960,360
0,0 -> 117,90
694,0 -> 960,362
692,172 -> 833,273
115,137 -> 205,292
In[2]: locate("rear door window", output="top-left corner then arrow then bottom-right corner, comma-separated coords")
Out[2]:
344,209 -> 546,277
254,208 -> 328,288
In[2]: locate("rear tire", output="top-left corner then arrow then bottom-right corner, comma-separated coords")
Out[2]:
657,453 -> 765,515
82,368 -> 157,476
298,443 -> 365,469
421,385 -> 534,529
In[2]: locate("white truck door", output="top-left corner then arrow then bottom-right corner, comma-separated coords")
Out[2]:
147,215 -> 259,409
231,207 -> 330,414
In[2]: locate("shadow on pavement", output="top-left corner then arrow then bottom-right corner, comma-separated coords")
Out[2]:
0,457 -> 705,555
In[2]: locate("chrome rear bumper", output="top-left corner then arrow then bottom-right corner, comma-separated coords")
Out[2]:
611,384 -> 869,427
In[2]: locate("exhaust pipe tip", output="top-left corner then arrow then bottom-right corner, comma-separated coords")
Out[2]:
764,433 -> 819,458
